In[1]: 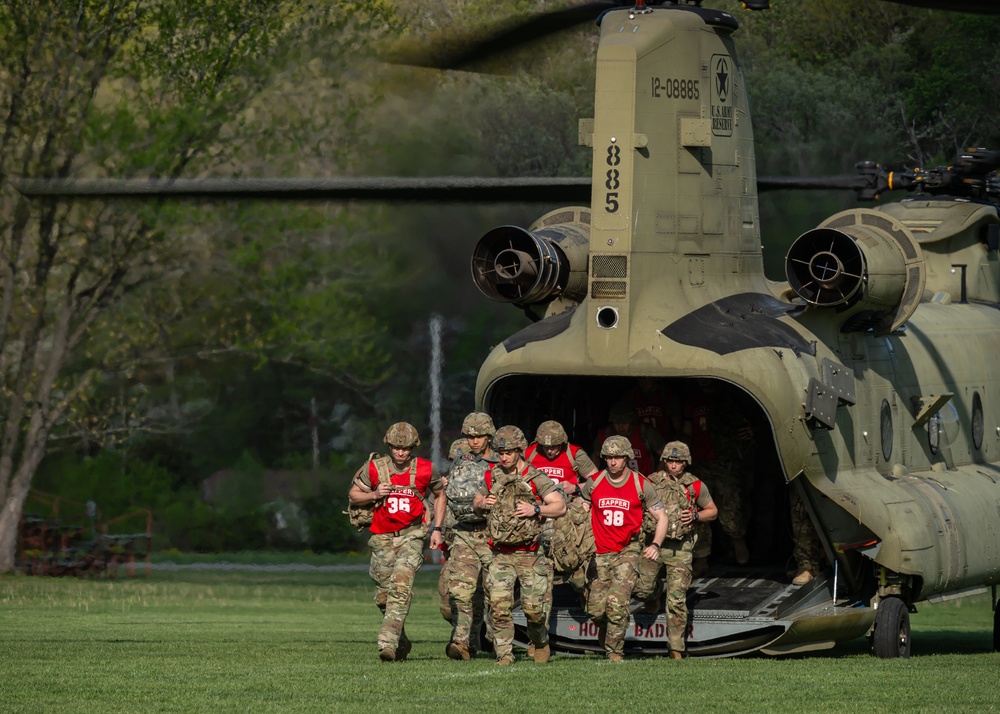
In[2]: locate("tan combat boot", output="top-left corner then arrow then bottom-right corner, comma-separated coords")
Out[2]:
496,655 -> 515,666
533,644 -> 551,663
607,653 -> 624,663
792,567 -> 816,586
446,641 -> 470,661
378,646 -> 396,662
668,650 -> 683,660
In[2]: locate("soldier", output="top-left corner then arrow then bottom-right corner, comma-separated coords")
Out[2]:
592,402 -> 666,476
473,425 -> 566,665
524,420 -> 600,642
624,377 -> 682,440
634,441 -> 718,659
435,437 -> 471,624
580,435 -> 668,662
790,487 -> 824,586
348,422 -> 445,662
683,382 -> 752,573
525,420 -> 599,496
442,412 -> 498,661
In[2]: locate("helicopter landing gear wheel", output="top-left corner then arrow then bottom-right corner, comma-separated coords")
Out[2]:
872,597 -> 911,658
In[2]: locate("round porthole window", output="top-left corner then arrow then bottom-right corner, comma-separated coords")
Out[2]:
880,399 -> 893,462
928,412 -> 941,455
972,392 -> 984,451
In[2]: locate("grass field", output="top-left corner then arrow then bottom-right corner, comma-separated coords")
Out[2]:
1,566 -> 997,713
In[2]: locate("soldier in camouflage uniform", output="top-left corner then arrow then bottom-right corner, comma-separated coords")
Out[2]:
436,437 -> 472,624
581,435 -> 667,662
348,422 -> 445,662
525,420 -> 599,621
634,441 -> 718,659
442,413 -> 498,661
684,382 -> 753,573
474,426 -> 566,665
790,487 -> 824,585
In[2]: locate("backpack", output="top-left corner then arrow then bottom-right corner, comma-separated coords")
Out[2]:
344,453 -> 397,531
446,454 -> 489,524
548,496 -> 595,575
486,470 -> 544,546
647,471 -> 700,541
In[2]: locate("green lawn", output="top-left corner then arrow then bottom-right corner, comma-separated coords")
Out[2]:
1,568 -> 996,713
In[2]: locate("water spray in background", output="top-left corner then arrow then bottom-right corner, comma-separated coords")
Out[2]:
429,314 -> 443,471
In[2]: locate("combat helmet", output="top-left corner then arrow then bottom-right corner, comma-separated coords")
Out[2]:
492,425 -> 527,452
384,422 -> 420,449
449,438 -> 471,460
661,441 -> 692,464
535,420 -> 568,447
600,434 -> 635,459
608,402 -> 636,423
461,412 -> 496,438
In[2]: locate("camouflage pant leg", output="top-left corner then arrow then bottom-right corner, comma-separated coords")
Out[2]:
587,545 -> 640,657
661,544 -> 694,651
632,550 -> 664,602
437,555 -> 454,622
701,462 -> 747,540
693,520 -> 712,559
368,527 -> 426,650
791,488 -> 823,571
487,550 -> 549,660
448,529 -> 494,648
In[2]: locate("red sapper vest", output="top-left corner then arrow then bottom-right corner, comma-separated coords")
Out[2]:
590,469 -> 645,554
596,424 -> 655,475
525,443 -> 583,488
633,391 -> 673,439
685,395 -> 717,463
369,457 -> 433,534
484,465 -> 541,553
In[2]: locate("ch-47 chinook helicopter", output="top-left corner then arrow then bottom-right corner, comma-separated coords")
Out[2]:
11,0 -> 1000,658
421,0 -> 1000,659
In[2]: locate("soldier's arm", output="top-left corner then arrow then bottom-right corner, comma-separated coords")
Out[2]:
473,482 -> 494,512
694,496 -> 718,523
348,464 -> 387,504
538,490 -> 567,519
644,503 -> 669,560
572,447 -> 600,480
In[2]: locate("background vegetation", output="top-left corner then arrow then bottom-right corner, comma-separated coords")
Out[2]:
5,0 -> 1000,556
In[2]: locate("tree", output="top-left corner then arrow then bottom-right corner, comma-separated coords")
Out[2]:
0,0 -> 395,571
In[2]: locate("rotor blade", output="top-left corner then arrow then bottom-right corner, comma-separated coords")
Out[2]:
10,176 -> 594,204
13,175 -> 875,203
387,1 -> 619,70
757,175 -> 868,192
879,0 -> 1000,15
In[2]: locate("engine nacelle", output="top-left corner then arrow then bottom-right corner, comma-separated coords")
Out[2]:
785,208 -> 925,334
471,208 -> 589,309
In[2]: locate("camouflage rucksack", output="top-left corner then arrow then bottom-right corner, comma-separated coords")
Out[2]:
547,496 -> 594,575
646,470 -> 699,541
446,454 -> 490,524
344,453 -> 394,531
486,470 -> 544,545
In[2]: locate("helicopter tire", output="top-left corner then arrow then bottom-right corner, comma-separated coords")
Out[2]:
872,597 -> 911,659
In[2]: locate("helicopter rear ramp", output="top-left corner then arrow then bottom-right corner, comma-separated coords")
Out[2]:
516,567 -> 876,658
